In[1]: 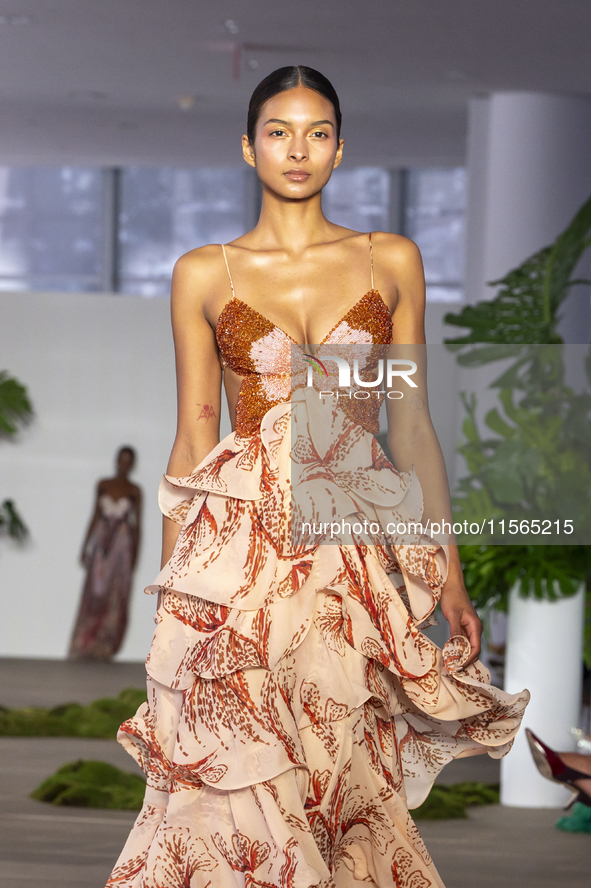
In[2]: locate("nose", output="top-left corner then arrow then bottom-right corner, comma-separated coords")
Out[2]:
288,136 -> 308,162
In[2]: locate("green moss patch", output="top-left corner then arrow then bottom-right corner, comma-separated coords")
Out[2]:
413,782 -> 500,819
0,687 -> 146,739
31,759 -> 146,810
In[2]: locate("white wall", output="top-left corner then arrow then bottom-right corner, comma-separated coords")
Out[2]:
1,291 -> 182,661
0,291 -> 466,662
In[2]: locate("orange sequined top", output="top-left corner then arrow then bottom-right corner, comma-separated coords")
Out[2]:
215,233 -> 393,436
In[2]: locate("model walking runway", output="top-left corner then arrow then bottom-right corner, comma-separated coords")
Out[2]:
106,66 -> 528,887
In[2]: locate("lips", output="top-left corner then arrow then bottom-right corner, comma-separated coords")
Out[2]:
284,169 -> 310,182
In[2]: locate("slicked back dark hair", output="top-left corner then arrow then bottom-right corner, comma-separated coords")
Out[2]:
246,66 -> 342,144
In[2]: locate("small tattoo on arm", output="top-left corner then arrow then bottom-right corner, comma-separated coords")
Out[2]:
196,404 -> 216,422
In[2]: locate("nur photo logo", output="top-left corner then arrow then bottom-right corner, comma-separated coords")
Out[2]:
301,353 -> 418,400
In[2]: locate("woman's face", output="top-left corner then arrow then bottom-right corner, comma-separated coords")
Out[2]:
243,86 -> 343,199
117,449 -> 134,476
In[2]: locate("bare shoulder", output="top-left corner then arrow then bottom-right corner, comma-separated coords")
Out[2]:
368,232 -> 425,318
371,231 -> 423,272
173,243 -> 225,285
172,244 -> 226,311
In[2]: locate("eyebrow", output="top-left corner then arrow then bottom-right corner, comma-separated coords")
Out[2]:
263,118 -> 335,128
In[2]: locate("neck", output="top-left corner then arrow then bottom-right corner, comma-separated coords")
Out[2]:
252,185 -> 337,254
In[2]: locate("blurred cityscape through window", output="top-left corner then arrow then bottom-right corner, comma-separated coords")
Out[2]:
403,168 -> 466,303
0,167 -> 102,292
323,167 -> 391,234
119,168 -> 247,296
0,165 -> 466,301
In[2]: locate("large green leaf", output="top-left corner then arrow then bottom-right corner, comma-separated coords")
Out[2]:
445,193 -> 591,351
444,249 -> 555,348
0,500 -> 28,541
484,408 -> 515,440
543,196 -> 591,319
0,373 -> 33,548
0,372 -> 33,437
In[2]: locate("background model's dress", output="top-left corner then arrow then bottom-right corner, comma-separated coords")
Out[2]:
107,240 -> 529,888
69,494 -> 136,660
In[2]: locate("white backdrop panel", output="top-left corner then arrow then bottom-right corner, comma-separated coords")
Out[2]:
1,291 -> 231,661
0,291 -> 455,662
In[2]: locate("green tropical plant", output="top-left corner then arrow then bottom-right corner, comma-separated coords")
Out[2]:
444,195 -> 591,666
0,371 -> 33,543
450,347 -> 591,546
445,194 -> 591,346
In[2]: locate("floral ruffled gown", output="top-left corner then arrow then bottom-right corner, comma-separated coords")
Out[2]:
69,494 -> 136,661
106,242 -> 529,888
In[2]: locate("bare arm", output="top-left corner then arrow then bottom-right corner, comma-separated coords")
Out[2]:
80,480 -> 104,566
385,239 -> 454,534
131,486 -> 142,569
383,236 -> 482,664
161,250 -> 223,568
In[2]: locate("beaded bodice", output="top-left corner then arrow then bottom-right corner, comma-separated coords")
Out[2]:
215,236 -> 393,436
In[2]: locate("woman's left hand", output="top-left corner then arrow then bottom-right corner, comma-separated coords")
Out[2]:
440,580 -> 482,667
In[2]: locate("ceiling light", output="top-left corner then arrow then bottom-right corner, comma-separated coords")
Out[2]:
223,19 -> 239,35
176,95 -> 198,111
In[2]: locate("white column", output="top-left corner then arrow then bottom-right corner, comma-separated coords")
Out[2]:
501,583 -> 585,807
464,93 -> 591,806
465,92 -> 591,339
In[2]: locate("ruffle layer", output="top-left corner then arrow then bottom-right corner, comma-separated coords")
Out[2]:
110,690 -> 447,887
108,393 -> 529,888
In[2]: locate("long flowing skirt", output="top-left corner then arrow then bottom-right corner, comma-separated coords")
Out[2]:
107,393 -> 529,887
69,514 -> 134,660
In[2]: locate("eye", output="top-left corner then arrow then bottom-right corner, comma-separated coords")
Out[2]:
311,130 -> 329,138
269,129 -> 286,137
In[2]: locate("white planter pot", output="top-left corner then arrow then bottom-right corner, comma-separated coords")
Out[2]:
500,579 -> 585,808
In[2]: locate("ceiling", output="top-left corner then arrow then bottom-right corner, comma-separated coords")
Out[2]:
0,0 -> 590,167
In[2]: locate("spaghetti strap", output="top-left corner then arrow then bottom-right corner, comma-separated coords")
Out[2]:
220,244 -> 235,297
369,232 -> 375,290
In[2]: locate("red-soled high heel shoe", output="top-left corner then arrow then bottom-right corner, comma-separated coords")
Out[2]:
525,728 -> 591,809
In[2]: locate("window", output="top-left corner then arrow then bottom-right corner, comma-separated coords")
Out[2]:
323,168 -> 390,233
0,167 -> 103,291
0,165 -> 466,301
322,166 -> 466,302
118,168 -> 249,296
403,168 -> 466,303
